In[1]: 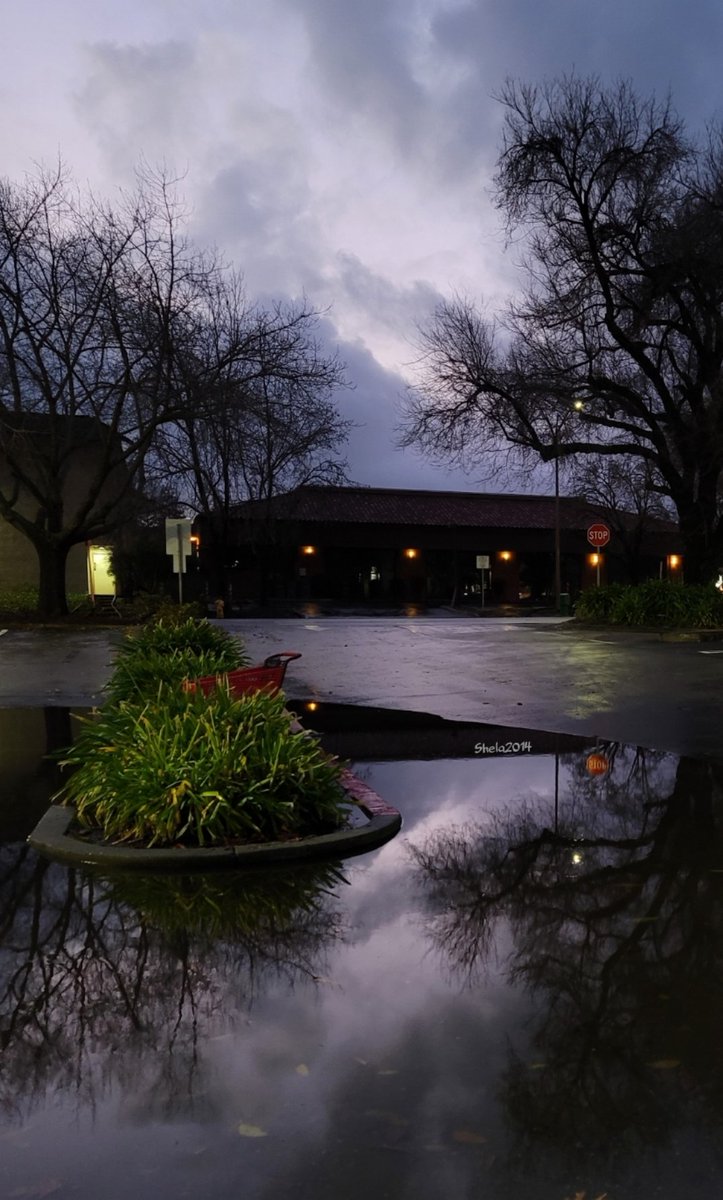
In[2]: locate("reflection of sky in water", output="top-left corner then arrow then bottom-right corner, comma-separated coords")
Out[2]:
2,743 -> 723,1200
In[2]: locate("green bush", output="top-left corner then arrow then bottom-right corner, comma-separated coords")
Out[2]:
576,580 -> 723,627
107,616 -> 248,701
573,583 -> 627,622
56,687 -> 346,847
0,584 -> 41,616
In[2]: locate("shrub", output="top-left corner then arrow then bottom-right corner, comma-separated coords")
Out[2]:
56,687 -> 347,847
575,580 -> 723,627
0,584 -> 41,616
107,616 -> 248,701
573,583 -> 626,622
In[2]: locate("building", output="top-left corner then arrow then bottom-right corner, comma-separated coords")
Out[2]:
198,485 -> 681,609
0,413 -> 123,599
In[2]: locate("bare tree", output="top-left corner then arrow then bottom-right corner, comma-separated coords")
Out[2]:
403,77 -> 723,581
150,295 -> 350,594
570,455 -> 674,581
0,163 -> 218,615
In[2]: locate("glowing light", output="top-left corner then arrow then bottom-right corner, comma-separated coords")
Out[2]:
668,554 -> 681,569
589,553 -> 600,567
306,701 -> 318,712
498,550 -> 513,562
403,547 -> 419,559
573,398 -> 585,411
571,851 -> 584,865
586,753 -> 609,776
301,545 -> 316,556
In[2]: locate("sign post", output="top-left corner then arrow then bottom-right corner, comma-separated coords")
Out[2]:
476,555 -> 490,607
586,523 -> 611,587
165,518 -> 193,604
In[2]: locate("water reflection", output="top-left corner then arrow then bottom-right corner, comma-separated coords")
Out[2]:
411,746 -> 723,1178
0,848 -> 345,1125
2,707 -> 723,1198
0,707 -> 74,840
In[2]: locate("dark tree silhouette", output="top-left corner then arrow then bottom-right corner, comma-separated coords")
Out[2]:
403,77 -> 723,581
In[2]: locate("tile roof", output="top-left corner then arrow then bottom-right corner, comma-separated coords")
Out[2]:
231,485 -> 677,535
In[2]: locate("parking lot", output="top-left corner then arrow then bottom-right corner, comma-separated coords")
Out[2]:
1,616 -> 721,757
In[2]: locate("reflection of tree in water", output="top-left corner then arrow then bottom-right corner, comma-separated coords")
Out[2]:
0,845 -> 345,1123
411,747 -> 723,1166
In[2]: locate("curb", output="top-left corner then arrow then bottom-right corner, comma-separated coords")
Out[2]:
26,767 -> 402,871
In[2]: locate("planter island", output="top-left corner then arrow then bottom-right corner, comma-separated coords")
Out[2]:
28,768 -> 402,870
26,617 -> 402,871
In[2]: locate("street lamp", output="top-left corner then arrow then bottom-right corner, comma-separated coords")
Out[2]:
553,400 -> 586,612
554,442 -> 561,612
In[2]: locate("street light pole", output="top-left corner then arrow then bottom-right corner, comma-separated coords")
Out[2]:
554,445 -> 561,611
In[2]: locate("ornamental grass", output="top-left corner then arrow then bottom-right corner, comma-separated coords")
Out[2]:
107,616 -> 248,701
55,686 -> 347,848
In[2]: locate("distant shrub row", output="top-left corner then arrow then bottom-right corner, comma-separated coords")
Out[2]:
0,585 -> 88,617
0,584 -> 204,623
574,580 -> 723,627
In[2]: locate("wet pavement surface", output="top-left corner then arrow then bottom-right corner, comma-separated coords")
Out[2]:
2,616 -> 720,757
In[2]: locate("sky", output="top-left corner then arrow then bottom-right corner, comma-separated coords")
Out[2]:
2,0 -> 722,494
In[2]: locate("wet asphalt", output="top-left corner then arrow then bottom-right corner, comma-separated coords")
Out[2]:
1,616 -> 721,758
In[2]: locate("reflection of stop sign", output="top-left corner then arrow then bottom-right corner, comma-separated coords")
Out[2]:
586,753 -> 609,776
587,523 -> 611,548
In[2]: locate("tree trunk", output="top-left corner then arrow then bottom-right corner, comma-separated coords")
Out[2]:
676,503 -> 723,584
36,542 -> 71,617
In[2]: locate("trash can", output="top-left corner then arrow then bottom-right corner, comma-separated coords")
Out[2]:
559,593 -> 571,616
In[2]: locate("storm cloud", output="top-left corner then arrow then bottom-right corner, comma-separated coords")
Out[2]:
2,0 -> 720,488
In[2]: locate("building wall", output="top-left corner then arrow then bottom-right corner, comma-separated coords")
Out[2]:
0,518 -> 89,594
0,419 -> 126,596
211,514 -> 677,607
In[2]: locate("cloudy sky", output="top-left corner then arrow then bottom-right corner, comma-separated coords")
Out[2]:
3,0 -> 722,492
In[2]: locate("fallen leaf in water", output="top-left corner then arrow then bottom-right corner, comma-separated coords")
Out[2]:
295,1063 -> 310,1076
452,1129 -> 487,1145
237,1123 -> 267,1138
646,1059 -> 681,1069
564,1192 -> 608,1200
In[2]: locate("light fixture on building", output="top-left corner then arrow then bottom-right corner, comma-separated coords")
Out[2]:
668,554 -> 681,570
498,550 -> 513,562
403,547 -> 419,559
301,545 -> 317,556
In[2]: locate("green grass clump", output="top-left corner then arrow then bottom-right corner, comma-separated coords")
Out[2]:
575,580 -> 723,627
107,616 -> 248,701
56,687 -> 347,848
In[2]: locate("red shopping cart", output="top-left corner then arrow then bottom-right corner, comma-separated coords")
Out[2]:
184,651 -> 302,698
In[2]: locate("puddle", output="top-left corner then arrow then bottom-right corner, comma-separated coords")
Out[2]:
1,705 -> 723,1198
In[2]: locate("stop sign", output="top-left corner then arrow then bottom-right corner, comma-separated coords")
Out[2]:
586,753 -> 609,776
587,523 -> 611,548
